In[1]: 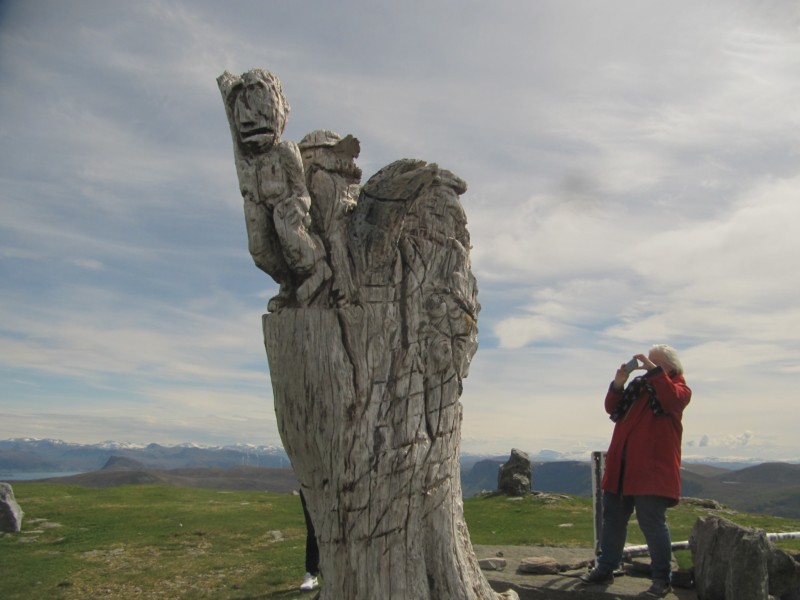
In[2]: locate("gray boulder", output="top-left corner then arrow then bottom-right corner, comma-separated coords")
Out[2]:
497,448 -> 531,496
690,514 -> 800,600
769,546 -> 800,599
0,482 -> 24,532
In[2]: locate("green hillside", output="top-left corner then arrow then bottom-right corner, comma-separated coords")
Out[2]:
2,483 -> 799,599
462,460 -> 800,519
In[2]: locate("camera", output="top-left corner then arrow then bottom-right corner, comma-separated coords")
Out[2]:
623,358 -> 639,374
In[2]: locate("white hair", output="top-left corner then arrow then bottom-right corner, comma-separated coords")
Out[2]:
650,344 -> 683,375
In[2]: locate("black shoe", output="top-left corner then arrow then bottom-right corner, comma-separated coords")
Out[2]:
645,579 -> 673,597
579,568 -> 614,584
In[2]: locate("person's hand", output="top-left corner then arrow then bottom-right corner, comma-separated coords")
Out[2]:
635,353 -> 657,371
612,363 -> 630,391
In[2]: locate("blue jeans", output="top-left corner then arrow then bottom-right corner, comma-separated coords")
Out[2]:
596,491 -> 673,582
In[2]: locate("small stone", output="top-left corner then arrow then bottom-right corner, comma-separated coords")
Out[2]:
479,558 -> 507,571
518,556 -> 560,575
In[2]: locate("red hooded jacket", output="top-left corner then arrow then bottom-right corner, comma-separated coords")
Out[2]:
600,367 -> 692,502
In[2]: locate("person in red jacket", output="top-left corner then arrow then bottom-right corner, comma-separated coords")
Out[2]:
580,344 -> 691,598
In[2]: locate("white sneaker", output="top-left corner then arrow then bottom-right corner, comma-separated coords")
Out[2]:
299,572 -> 318,591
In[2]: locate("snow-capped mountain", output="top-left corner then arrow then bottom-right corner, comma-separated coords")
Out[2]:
0,438 -> 290,474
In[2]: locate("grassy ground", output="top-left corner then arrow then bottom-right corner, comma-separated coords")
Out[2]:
3,484 -> 800,599
464,492 -> 800,570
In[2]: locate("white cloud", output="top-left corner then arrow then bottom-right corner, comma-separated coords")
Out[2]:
1,0 -> 799,461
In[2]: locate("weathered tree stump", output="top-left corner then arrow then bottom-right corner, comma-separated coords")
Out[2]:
219,68 -> 516,600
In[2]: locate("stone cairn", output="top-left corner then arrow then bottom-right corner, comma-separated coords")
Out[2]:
218,68 -> 517,600
497,448 -> 532,496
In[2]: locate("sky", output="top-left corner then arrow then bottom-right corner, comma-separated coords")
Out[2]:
1,0 -> 799,463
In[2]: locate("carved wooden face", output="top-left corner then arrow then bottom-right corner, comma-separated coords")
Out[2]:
232,82 -> 284,153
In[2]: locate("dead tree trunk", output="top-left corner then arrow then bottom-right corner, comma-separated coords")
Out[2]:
265,162 -> 515,599
219,69 -> 516,599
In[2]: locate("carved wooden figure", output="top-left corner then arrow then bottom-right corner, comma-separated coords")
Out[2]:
218,69 -> 330,311
299,129 -> 362,306
218,68 -> 517,600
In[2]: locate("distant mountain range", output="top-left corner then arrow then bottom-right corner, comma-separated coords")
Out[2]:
462,458 -> 596,498
4,439 -> 799,519
460,455 -> 800,519
0,438 -> 290,474
35,459 -> 299,493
